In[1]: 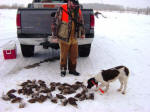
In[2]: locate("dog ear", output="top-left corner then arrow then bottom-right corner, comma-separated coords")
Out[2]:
90,78 -> 98,85
90,78 -> 95,82
87,77 -> 95,89
87,77 -> 95,84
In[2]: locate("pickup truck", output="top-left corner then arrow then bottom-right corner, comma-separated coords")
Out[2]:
16,0 -> 95,57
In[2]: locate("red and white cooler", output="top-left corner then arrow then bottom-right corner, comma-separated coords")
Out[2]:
3,41 -> 17,60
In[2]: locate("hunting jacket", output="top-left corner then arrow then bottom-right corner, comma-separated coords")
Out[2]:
52,4 -> 85,42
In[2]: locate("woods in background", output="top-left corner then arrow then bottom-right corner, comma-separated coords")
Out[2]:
0,3 -> 149,15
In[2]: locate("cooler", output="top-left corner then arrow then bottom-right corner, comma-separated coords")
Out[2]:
3,41 -> 17,60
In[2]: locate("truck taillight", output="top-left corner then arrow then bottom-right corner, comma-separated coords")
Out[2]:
90,15 -> 95,28
16,12 -> 21,29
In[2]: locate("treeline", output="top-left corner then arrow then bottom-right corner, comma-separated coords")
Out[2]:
0,4 -> 25,9
0,3 -> 150,15
126,7 -> 150,15
83,3 -> 150,15
82,3 -> 125,11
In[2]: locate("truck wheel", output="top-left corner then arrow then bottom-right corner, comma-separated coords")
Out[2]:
20,44 -> 34,57
78,44 -> 91,57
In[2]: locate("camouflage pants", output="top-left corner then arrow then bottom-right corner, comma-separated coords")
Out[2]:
59,38 -> 78,71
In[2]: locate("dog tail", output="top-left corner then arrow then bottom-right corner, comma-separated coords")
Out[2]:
124,67 -> 129,76
116,66 -> 129,77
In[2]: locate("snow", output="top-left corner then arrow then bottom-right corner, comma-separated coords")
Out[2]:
0,9 -> 150,112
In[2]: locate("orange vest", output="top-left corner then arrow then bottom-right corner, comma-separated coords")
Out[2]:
61,4 -> 81,23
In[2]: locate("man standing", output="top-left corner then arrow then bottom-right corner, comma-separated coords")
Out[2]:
51,0 -> 85,77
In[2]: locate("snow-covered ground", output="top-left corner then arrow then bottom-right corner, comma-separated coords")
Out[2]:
0,9 -> 150,112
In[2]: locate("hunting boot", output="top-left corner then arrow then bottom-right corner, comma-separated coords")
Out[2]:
69,70 -> 80,76
68,60 -> 80,76
61,67 -> 66,77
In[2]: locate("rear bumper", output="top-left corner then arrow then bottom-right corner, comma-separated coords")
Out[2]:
18,37 -> 94,46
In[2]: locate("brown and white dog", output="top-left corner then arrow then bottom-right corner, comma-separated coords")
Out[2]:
87,66 -> 129,94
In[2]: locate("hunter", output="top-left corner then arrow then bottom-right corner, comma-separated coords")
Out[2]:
51,0 -> 85,77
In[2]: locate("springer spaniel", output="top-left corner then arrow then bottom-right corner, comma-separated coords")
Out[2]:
87,66 -> 129,94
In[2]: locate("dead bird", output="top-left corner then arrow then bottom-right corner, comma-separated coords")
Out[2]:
81,85 -> 88,93
86,93 -> 94,100
62,83 -> 71,87
19,80 -> 32,87
71,84 -> 80,90
31,92 -> 40,99
11,97 -> 22,103
19,102 -> 26,108
56,82 -> 61,86
51,97 -> 58,103
22,88 -> 33,96
1,93 -> 10,101
27,88 -> 34,96
7,89 -> 16,95
79,94 -> 87,101
50,82 -> 57,87
28,98 -> 37,103
50,82 -> 57,91
37,80 -> 46,88
56,94 -> 65,99
40,88 -> 51,93
68,97 -> 78,107
61,88 -> 75,95
74,91 -> 87,101
74,93 -> 82,99
39,83 -> 47,88
47,92 -> 53,99
25,63 -> 40,69
61,98 -> 68,106
27,80 -> 32,84
7,93 -> 16,99
38,80 -> 45,84
18,89 -> 23,94
28,84 -> 38,89
31,80 -> 36,84
81,88 -> 88,95
37,95 -> 48,103
75,81 -> 84,86
35,86 -> 41,91
50,86 -> 55,91
20,81 -> 28,87
58,85 -> 65,91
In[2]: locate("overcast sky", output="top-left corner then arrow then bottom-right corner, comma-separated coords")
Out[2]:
0,0 -> 150,8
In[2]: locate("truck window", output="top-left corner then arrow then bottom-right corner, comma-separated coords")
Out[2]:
33,0 -> 41,2
40,0 -> 67,3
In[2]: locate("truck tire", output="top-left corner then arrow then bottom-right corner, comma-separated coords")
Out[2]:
20,44 -> 34,57
78,44 -> 91,57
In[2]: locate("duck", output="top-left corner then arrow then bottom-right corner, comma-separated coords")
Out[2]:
68,97 -> 78,107
11,97 -> 22,103
19,102 -> 26,108
56,94 -> 66,99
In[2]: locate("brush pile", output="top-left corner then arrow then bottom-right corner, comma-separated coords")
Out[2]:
2,80 -> 94,108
